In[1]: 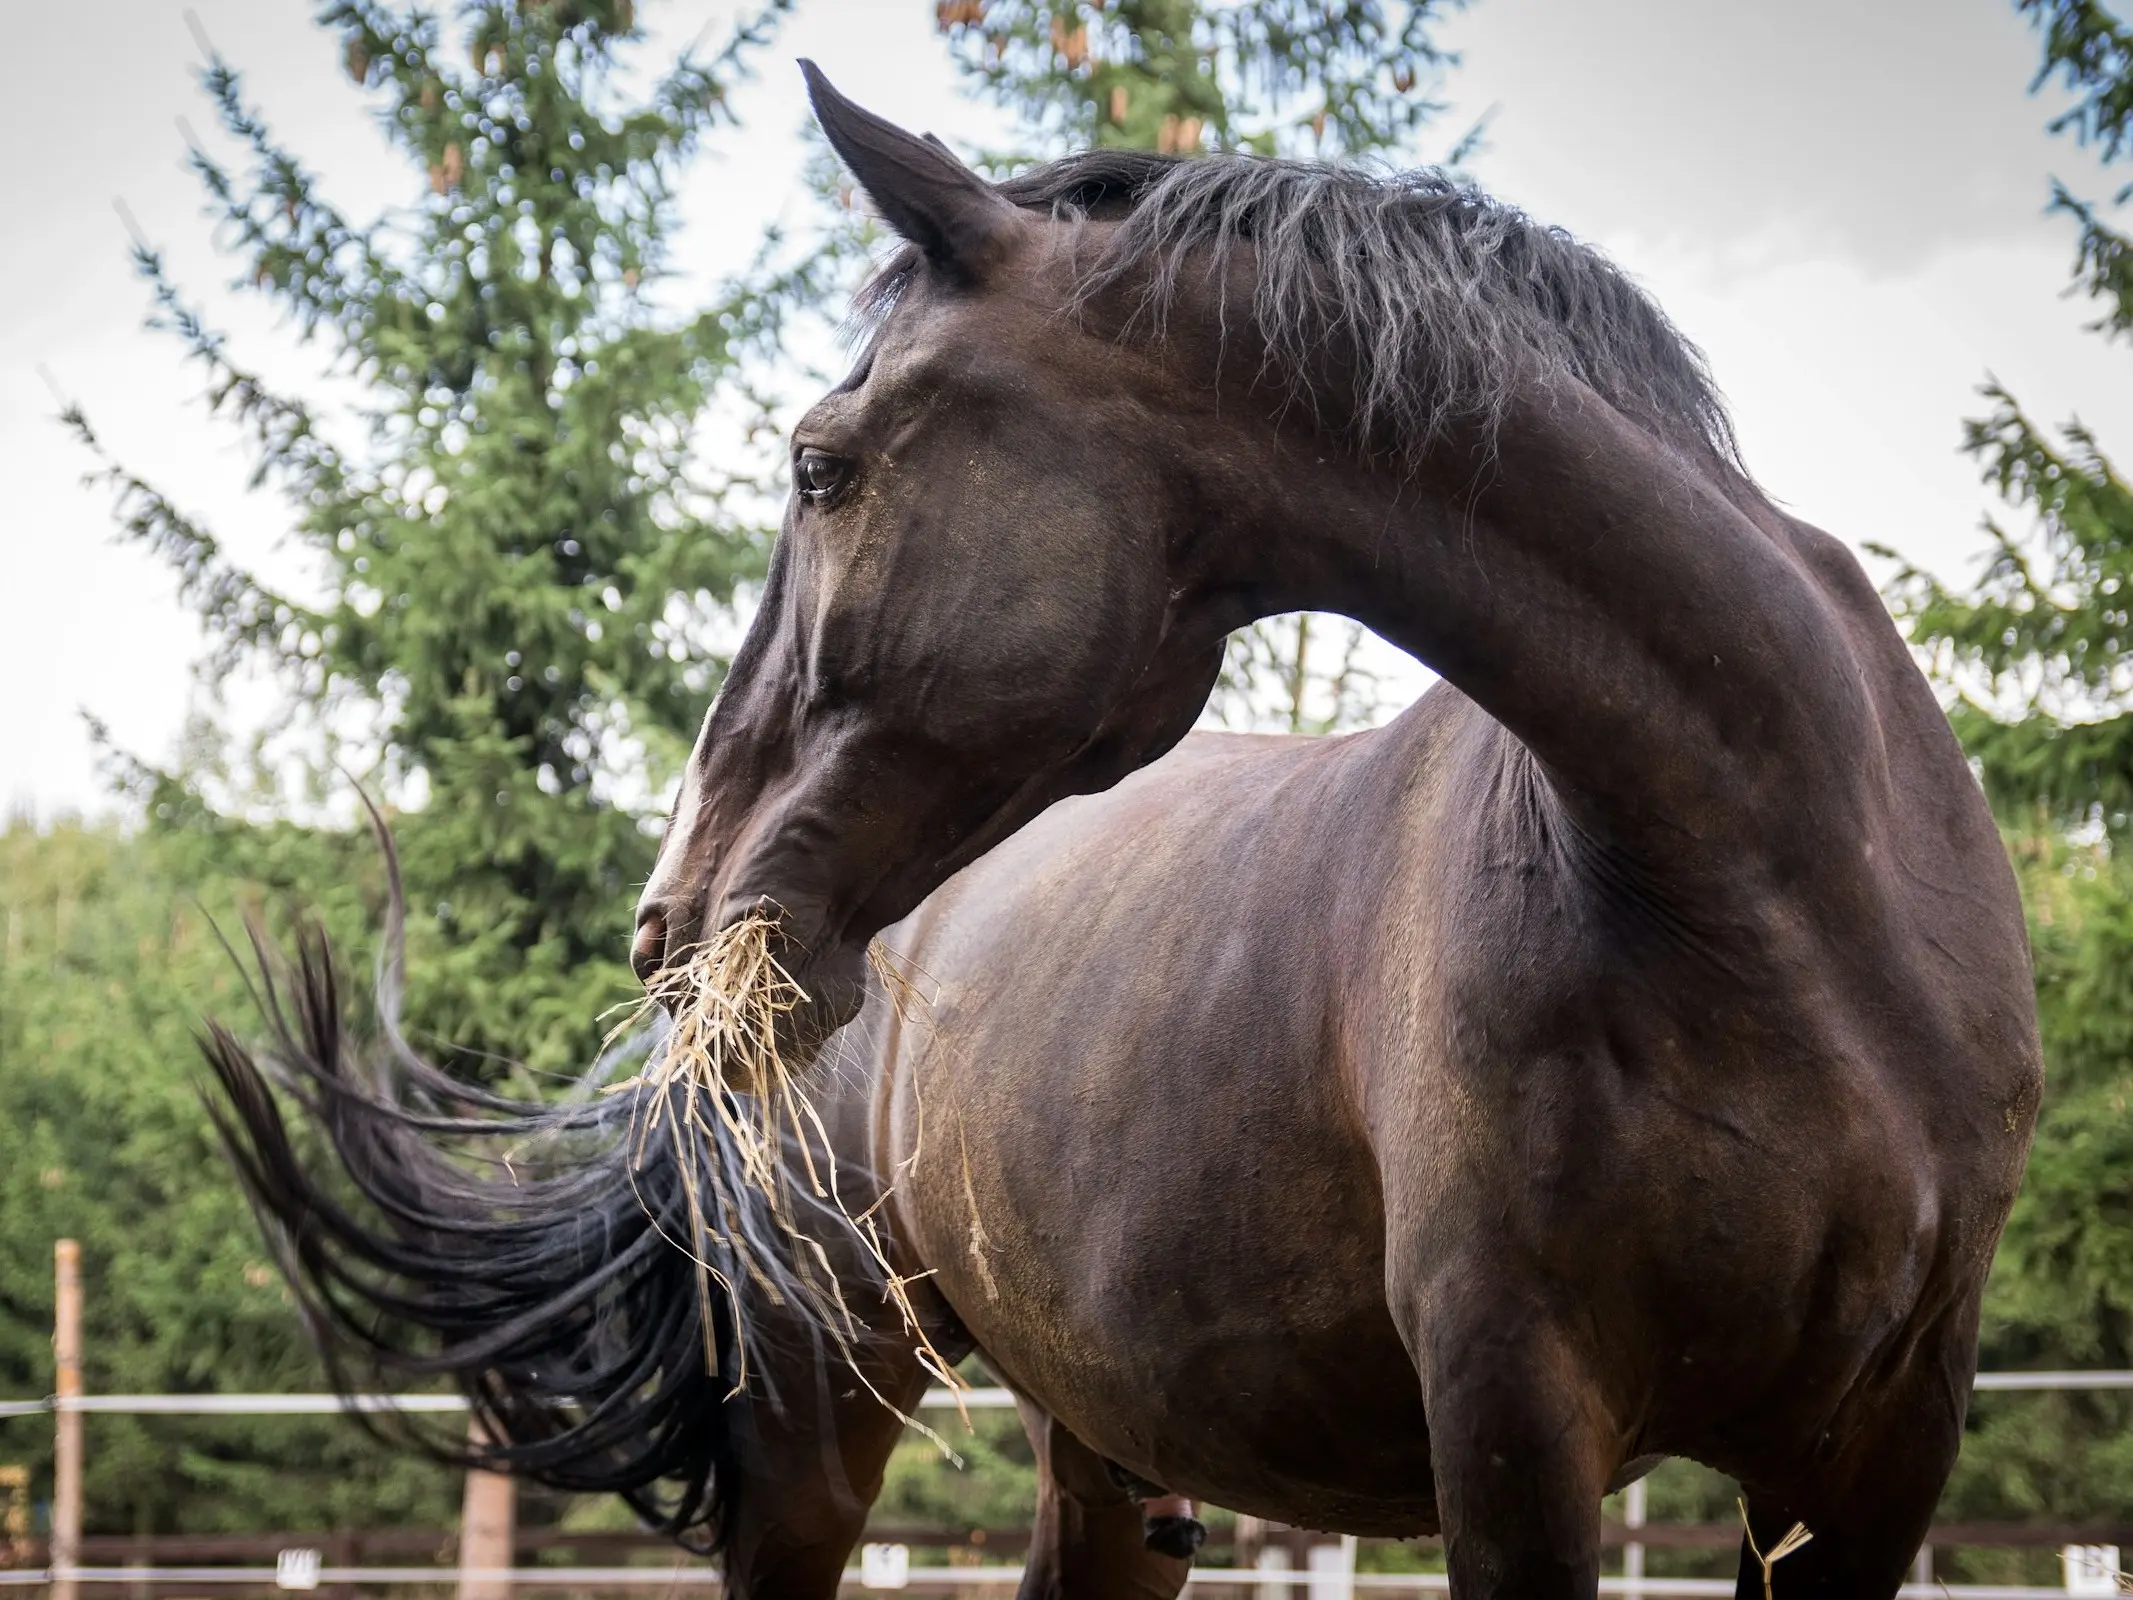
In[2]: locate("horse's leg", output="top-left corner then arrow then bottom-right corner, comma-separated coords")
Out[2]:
719,1342 -> 929,1600
1013,1397 -> 1193,1600
1411,1304 -> 1616,1600
1732,1321 -> 1972,1600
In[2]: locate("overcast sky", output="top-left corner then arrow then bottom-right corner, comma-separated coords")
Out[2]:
3,0 -> 2124,820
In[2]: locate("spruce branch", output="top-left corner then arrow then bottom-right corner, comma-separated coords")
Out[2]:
186,58 -> 401,335
129,245 -> 355,505
652,0 -> 796,143
62,406 -> 324,686
2023,0 -> 2133,161
2052,182 -> 2133,339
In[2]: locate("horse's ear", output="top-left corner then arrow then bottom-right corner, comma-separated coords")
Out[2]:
800,61 -> 1019,284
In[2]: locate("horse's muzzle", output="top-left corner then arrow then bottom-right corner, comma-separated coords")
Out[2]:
631,903 -> 672,989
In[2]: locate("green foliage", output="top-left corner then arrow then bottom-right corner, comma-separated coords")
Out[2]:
1936,840 -> 2133,1552
1879,2 -> 2133,832
18,0 -> 810,1538
937,0 -> 1458,158
1205,611 -> 1393,734
0,820 -> 459,1534
1869,3 -> 2133,840
1881,393 -> 2133,833
871,1408 -> 1038,1532
1879,0 -> 2133,1551
2002,850 -> 2133,1360
2025,0 -> 2133,161
71,0 -> 798,1071
19,0 -> 1467,1546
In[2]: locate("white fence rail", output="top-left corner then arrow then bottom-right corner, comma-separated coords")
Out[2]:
3,1373 -> 2119,1421
0,1387 -> 1016,1420
0,1376 -> 2123,1594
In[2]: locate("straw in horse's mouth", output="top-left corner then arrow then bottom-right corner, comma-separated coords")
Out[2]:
603,914 -> 965,1444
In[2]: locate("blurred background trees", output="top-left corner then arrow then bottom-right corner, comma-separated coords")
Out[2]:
67,0 -> 797,1074
940,0 -> 1453,157
3,0 -> 2133,1575
0,0 -> 1463,1541
0,822 -> 462,1533
8,0 -> 807,1534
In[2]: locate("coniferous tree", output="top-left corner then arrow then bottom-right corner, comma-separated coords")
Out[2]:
1883,0 -> 2133,840
940,0 -> 1453,156
26,0 -> 1473,1544
7,0 -> 819,1537
72,0 -> 798,1070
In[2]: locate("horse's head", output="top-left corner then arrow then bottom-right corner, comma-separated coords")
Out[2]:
634,66 -> 1232,1041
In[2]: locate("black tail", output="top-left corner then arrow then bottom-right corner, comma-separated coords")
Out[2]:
197,830 -> 883,1556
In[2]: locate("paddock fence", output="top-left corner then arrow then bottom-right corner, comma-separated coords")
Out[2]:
4,1243 -> 2131,1598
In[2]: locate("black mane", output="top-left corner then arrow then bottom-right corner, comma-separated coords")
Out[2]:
860,149 -> 1752,492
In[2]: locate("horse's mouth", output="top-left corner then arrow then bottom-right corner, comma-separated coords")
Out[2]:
634,911 -> 871,1090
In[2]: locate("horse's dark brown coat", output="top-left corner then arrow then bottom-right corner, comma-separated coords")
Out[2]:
181,68 -> 2040,1600
621,68 -> 2046,1600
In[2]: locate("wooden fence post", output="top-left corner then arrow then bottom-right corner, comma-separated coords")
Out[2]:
51,1240 -> 82,1600
457,1420 -> 515,1600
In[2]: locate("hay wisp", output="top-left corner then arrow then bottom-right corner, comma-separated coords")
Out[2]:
605,914 -> 965,1447
1737,1499 -> 1813,1600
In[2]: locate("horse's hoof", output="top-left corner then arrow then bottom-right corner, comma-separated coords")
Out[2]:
1142,1515 -> 1207,1560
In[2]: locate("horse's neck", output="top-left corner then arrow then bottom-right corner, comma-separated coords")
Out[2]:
1219,379 -> 1869,875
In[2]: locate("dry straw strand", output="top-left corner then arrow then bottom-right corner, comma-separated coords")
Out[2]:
868,938 -> 942,1193
1738,1499 -> 1814,1600
604,915 -> 966,1449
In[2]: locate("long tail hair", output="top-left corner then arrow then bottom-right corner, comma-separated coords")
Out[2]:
198,829 -> 879,1556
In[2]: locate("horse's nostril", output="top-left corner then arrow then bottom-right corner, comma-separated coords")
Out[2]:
631,910 -> 668,987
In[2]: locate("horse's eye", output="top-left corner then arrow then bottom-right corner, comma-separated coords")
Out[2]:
795,449 -> 851,505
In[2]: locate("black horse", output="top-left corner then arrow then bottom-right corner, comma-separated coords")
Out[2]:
209,67 -> 2041,1600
